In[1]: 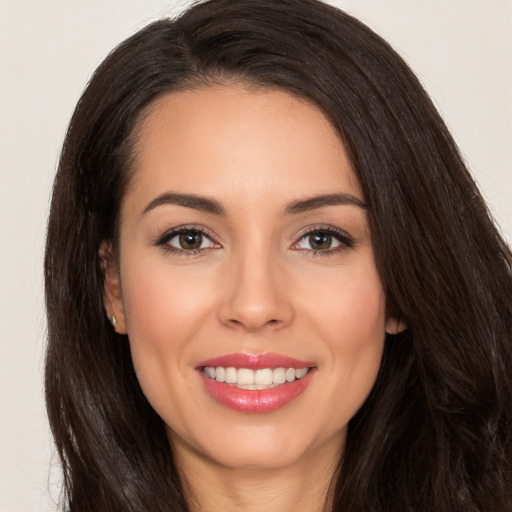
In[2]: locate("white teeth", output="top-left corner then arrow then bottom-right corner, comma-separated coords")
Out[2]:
204,367 -> 216,379
215,367 -> 225,383
295,368 -> 308,379
225,367 -> 237,384
203,366 -> 310,388
272,367 -> 286,384
237,368 -> 255,386
254,368 -> 273,386
237,384 -> 275,390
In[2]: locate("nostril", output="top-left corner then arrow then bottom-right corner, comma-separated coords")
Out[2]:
224,317 -> 281,332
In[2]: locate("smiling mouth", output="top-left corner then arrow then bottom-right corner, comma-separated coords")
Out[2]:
201,366 -> 311,389
197,352 -> 316,412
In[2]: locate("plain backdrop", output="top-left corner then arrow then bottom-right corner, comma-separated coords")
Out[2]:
1,1 -> 510,510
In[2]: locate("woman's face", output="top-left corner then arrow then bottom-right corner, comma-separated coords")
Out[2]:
106,85 -> 390,470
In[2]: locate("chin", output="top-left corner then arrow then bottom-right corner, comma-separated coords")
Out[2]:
168,416 -> 346,472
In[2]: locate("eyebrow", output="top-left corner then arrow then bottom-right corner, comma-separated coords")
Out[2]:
282,193 -> 367,215
143,192 -> 226,216
142,191 -> 367,217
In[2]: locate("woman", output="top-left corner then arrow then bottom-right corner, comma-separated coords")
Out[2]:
44,0 -> 512,510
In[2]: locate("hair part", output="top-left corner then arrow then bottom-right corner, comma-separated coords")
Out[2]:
45,0 -> 512,510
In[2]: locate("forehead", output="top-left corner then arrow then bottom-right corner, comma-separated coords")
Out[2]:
125,85 -> 362,212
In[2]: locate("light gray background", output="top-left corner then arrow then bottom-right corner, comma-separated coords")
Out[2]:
1,1 -> 510,511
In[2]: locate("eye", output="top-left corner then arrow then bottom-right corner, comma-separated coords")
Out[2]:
169,230 -> 212,250
155,226 -> 219,254
292,227 -> 353,254
297,231 -> 341,251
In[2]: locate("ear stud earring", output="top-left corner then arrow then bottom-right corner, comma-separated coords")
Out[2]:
110,315 -> 117,328
385,318 -> 407,335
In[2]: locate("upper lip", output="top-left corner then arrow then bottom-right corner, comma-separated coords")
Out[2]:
197,352 -> 315,370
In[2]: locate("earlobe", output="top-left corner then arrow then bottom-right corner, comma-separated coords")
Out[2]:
385,317 -> 407,335
99,241 -> 127,334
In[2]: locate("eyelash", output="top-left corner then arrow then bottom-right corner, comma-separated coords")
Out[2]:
154,225 -> 354,256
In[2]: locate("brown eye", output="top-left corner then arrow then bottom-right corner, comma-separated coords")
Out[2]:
293,227 -> 352,253
308,232 -> 333,251
162,229 -> 216,252
178,231 -> 204,250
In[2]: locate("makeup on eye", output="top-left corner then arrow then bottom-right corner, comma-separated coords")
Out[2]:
153,223 -> 355,255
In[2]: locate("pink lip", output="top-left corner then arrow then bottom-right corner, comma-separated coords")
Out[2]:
197,352 -> 316,413
197,352 -> 314,370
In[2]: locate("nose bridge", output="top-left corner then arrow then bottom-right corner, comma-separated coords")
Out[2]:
219,239 -> 293,332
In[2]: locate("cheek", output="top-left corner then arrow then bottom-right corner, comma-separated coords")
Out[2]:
122,260 -> 214,345
119,262 -> 214,400
334,271 -> 386,367
303,263 -> 386,412
339,281 -> 386,345
303,259 -> 386,345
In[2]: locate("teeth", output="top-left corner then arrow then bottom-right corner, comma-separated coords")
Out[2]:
205,367 -> 216,379
255,368 -> 273,386
295,368 -> 308,379
272,367 -> 286,384
225,367 -> 237,384
215,367 -> 225,383
203,366 -> 310,388
237,368 -> 254,386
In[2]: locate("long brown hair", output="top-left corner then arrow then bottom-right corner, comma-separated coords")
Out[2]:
45,0 -> 512,510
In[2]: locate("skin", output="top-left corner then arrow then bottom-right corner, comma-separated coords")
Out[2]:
103,84 -> 401,512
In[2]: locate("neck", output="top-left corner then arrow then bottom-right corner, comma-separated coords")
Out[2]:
172,436 -> 342,512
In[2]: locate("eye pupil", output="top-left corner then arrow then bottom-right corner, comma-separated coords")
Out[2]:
309,232 -> 332,250
179,231 -> 202,250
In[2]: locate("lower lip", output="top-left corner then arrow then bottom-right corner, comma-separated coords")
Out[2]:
199,369 -> 316,413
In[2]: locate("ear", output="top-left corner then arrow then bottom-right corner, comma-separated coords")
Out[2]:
385,317 -> 407,335
99,241 -> 127,334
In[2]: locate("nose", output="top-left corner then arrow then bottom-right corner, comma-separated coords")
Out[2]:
218,248 -> 294,333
